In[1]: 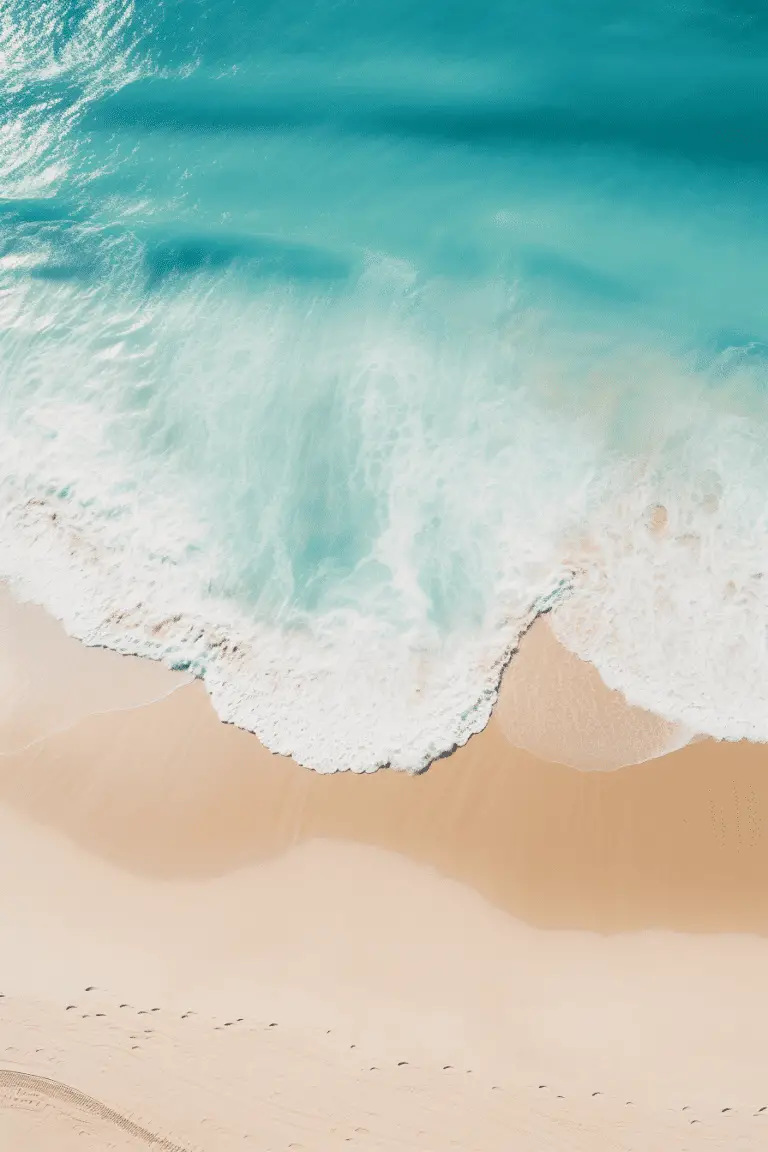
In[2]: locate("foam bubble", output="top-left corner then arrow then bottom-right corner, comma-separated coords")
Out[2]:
552,370 -> 768,743
4,2 -> 768,771
0,264 -> 591,772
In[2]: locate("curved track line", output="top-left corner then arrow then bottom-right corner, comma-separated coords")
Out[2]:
0,1068 -> 192,1150
0,674 -> 194,759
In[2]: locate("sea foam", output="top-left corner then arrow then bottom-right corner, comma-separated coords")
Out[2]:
3,0 -> 768,770
0,261 -> 588,771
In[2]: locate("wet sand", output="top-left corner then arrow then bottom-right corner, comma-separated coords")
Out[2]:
1,586 -> 767,1149
3,588 -> 768,934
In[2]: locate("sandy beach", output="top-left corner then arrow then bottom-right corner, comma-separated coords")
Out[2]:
5,3 -> 768,1147
1,586 -> 767,1150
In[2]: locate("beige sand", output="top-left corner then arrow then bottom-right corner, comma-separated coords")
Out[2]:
496,611 -> 692,769
1,588 -> 767,1149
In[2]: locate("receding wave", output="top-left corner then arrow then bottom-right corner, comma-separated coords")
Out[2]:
2,0 -> 768,771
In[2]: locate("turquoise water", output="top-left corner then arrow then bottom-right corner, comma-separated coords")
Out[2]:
2,0 -> 768,768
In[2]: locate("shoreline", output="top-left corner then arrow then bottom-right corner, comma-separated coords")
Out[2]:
2,585 -> 768,935
1,583 -> 768,1147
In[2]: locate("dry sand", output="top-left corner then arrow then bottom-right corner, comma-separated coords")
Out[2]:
0,587 -> 767,1149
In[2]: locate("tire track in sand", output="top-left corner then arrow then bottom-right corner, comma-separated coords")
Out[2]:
0,1068 -> 192,1150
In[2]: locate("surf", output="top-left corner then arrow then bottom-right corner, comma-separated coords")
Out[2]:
2,0 -> 768,770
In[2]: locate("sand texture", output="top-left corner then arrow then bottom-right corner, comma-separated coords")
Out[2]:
0,588 -> 767,1149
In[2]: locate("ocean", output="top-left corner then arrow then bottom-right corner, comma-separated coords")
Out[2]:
1,0 -> 767,770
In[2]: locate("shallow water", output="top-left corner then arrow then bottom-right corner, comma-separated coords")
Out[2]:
1,0 -> 767,769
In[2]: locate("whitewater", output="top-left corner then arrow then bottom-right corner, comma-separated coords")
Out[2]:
1,0 -> 768,771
